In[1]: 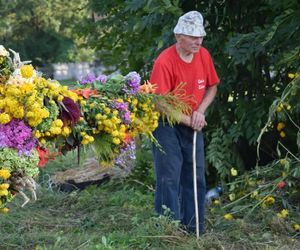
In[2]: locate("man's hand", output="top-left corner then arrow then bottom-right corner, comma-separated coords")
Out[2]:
180,113 -> 192,127
191,111 -> 207,131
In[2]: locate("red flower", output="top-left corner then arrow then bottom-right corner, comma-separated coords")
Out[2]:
59,97 -> 81,126
37,147 -> 49,167
36,147 -> 61,167
277,181 -> 286,189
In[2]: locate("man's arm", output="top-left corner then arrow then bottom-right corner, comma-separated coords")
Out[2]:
191,85 -> 218,130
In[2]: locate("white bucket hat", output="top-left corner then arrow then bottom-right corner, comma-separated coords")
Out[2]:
173,11 -> 206,37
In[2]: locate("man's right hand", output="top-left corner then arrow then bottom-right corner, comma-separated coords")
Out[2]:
181,113 -> 207,131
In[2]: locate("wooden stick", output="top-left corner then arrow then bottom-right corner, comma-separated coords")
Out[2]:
193,130 -> 200,238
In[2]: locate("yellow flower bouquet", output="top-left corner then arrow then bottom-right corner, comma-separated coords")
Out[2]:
0,45 -> 188,211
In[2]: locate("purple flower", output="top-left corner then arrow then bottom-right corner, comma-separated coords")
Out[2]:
114,140 -> 136,166
113,101 -> 128,111
79,72 -> 96,85
125,71 -> 141,85
123,71 -> 141,95
0,118 -> 37,155
96,74 -> 108,84
111,100 -> 131,124
124,111 -> 131,124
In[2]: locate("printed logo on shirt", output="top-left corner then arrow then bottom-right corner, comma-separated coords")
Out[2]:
197,79 -> 205,90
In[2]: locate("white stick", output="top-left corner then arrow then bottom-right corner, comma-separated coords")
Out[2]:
193,130 -> 200,238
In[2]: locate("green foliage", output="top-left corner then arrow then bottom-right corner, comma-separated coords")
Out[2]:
0,0 -> 92,65
81,0 -> 182,75
80,0 -> 300,183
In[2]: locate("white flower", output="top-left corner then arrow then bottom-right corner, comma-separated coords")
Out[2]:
0,45 -> 9,57
6,74 -> 27,86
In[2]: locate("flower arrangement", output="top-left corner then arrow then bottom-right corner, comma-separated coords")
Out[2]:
72,71 -> 169,164
0,45 -> 187,211
0,45 -> 82,211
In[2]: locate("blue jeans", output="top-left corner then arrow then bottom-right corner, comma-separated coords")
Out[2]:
152,121 -> 206,233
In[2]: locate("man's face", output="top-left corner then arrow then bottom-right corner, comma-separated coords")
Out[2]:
176,34 -> 204,54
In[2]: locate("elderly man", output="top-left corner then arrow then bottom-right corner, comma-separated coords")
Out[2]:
150,11 -> 220,234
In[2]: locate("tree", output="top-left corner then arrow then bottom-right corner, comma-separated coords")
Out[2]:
0,0 -> 92,66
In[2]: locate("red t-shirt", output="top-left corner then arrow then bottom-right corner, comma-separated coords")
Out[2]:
150,44 -> 220,112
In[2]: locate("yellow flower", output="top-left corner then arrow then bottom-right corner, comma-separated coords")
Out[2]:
34,130 -> 41,138
132,99 -> 138,106
288,73 -> 295,79
13,107 -> 25,119
224,213 -> 234,220
0,169 -> 11,180
293,224 -> 300,231
81,139 -> 89,145
40,138 -> 46,144
112,138 -> 121,145
279,159 -> 286,166
84,135 -> 94,142
229,193 -> 236,201
230,168 -> 238,176
0,189 -> 8,196
250,191 -> 258,198
0,113 -> 11,124
0,207 -> 9,213
277,209 -> 288,218
104,107 -> 111,114
57,95 -> 64,102
20,64 -> 34,78
80,100 -> 87,106
49,127 -> 61,135
276,103 -> 284,112
262,196 -> 275,208
276,122 -> 285,131
111,130 -> 119,137
279,131 -> 286,138
62,126 -> 71,136
0,183 -> 9,190
103,120 -> 112,128
53,119 -> 63,127
213,199 -> 220,205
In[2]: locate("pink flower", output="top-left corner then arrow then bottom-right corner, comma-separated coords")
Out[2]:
277,181 -> 286,189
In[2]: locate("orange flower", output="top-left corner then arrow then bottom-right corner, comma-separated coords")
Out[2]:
73,88 -> 98,99
124,133 -> 133,144
139,81 -> 157,94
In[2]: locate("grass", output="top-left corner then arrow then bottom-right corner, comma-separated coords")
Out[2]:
0,152 -> 300,249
